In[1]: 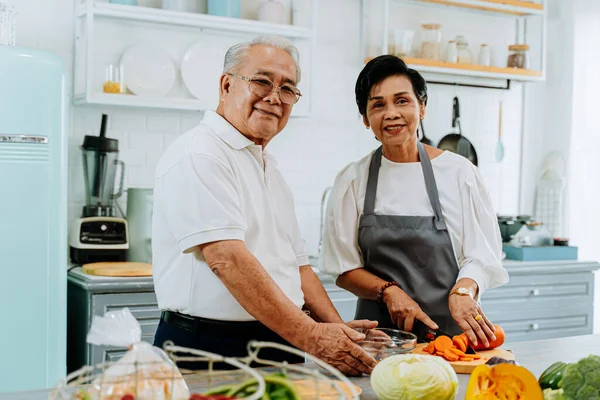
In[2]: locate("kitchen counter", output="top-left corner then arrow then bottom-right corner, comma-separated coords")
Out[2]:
68,266 -> 155,293
3,334 -> 599,400
68,258 -> 600,291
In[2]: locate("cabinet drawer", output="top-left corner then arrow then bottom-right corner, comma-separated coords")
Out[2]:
481,272 -> 594,311
485,306 -> 593,343
92,293 -> 160,321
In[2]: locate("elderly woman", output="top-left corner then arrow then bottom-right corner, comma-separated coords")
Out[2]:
321,55 -> 509,348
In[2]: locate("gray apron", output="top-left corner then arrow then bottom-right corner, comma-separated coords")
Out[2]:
355,142 -> 462,337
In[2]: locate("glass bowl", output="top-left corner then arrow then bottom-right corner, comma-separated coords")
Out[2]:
355,328 -> 417,361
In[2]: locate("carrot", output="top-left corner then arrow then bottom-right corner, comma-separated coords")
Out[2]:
433,336 -> 453,352
435,351 -> 445,357
443,349 -> 459,362
453,336 -> 467,353
459,356 -> 475,362
449,348 -> 466,357
427,343 -> 436,355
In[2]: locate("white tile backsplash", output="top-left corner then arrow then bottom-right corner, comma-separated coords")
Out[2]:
18,0 -> 527,256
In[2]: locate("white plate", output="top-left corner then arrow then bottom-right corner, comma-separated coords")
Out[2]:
120,44 -> 176,97
181,41 -> 226,105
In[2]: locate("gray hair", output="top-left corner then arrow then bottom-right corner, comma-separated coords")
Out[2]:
223,35 -> 301,83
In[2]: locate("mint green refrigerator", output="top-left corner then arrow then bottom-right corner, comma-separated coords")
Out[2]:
0,45 -> 68,392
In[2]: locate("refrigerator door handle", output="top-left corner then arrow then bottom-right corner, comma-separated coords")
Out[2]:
0,134 -> 49,144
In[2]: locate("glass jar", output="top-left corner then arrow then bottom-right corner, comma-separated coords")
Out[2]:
478,43 -> 491,67
103,64 -> 126,94
507,44 -> 530,69
445,40 -> 458,63
455,35 -> 473,64
420,23 -> 441,60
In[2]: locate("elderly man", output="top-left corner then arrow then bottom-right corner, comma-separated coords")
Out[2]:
152,35 -> 376,376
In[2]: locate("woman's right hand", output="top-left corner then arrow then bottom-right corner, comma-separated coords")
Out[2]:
383,286 -> 439,332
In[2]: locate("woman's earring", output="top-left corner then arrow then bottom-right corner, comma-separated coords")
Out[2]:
366,126 -> 370,129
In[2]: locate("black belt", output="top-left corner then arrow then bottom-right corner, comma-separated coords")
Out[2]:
161,310 -> 267,336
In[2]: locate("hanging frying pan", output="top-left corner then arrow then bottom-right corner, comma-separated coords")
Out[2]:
437,97 -> 478,166
419,120 -> 433,146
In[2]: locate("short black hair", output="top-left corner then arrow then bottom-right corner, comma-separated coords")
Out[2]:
355,55 -> 428,116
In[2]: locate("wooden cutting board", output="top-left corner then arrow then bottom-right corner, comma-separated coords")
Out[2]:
82,262 -> 152,277
412,343 -> 515,374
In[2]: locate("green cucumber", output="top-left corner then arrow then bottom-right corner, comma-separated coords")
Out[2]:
539,361 -> 568,390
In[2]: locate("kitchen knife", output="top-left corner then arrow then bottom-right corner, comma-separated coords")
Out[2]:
426,327 -> 477,355
412,321 -> 476,354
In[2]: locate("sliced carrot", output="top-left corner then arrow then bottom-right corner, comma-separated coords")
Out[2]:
449,347 -> 466,357
453,336 -> 467,353
443,349 -> 459,362
459,356 -> 475,362
433,336 -> 453,352
427,344 -> 436,355
470,354 -> 482,360
435,351 -> 445,357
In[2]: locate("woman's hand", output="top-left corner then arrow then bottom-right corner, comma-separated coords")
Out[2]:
449,294 -> 496,348
383,286 -> 439,332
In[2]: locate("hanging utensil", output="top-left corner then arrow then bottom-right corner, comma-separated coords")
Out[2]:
419,120 -> 433,146
437,97 -> 478,166
495,101 -> 505,162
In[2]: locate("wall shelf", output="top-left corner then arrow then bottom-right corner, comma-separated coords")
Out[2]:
76,2 -> 313,39
73,93 -> 206,111
360,0 -> 547,88
72,0 -> 317,116
72,93 -> 312,117
412,0 -> 543,17
365,57 -> 543,82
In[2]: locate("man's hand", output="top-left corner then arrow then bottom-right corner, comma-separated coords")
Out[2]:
301,323 -> 377,376
345,319 -> 378,331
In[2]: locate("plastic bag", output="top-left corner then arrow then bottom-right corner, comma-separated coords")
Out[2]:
85,308 -> 190,400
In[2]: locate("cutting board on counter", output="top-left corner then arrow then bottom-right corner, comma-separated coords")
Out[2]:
412,343 -> 515,374
82,262 -> 152,277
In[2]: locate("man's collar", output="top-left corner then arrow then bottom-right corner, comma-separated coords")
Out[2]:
202,110 -> 254,150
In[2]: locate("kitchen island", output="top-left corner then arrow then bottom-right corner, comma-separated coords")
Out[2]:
3,334 -> 599,400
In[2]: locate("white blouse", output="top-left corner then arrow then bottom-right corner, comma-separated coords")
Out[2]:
320,150 -> 509,296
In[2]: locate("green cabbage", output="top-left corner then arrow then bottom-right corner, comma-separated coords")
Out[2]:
370,354 -> 458,400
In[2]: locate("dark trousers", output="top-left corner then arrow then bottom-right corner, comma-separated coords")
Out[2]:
153,311 -> 305,370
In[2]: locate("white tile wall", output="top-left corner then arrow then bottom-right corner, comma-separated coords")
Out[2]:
17,0 -> 527,257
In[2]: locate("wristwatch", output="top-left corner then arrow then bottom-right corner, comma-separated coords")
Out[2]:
448,287 -> 474,298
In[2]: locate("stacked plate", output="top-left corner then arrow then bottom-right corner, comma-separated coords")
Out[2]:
118,41 -> 225,104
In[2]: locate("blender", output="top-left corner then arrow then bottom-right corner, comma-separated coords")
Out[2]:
69,114 -> 128,264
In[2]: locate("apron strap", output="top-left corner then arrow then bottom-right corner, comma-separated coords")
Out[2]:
417,141 -> 448,231
363,146 -> 383,215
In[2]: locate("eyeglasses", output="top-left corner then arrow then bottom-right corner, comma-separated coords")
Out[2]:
227,73 -> 302,105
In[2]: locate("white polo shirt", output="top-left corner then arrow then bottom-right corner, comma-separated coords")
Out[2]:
152,111 -> 309,321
